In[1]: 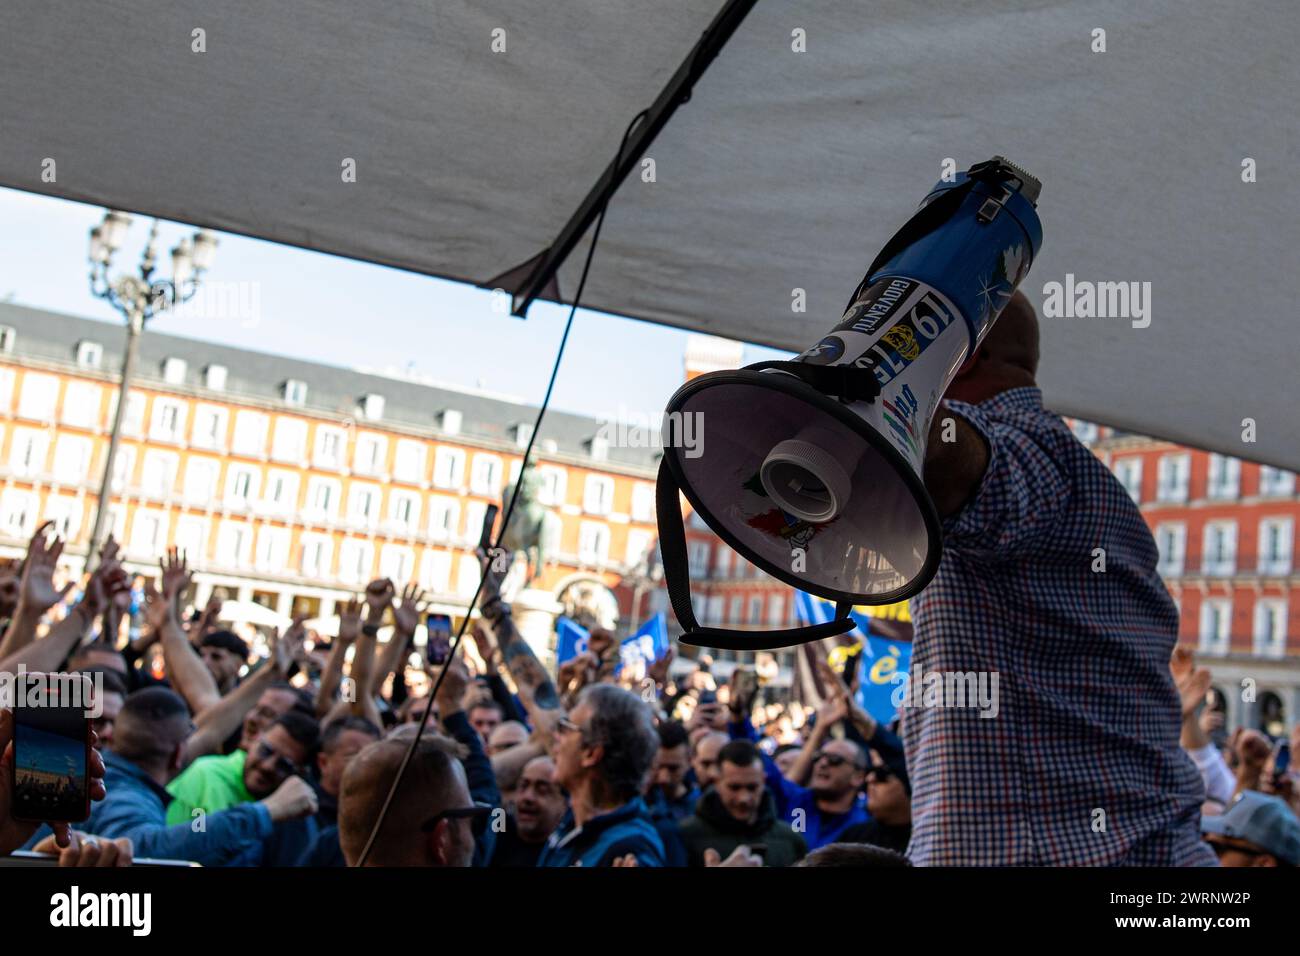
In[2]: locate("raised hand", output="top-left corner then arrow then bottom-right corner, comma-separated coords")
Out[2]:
141,580 -> 171,634
337,597 -> 363,645
1170,646 -> 1211,720
363,577 -> 394,626
160,547 -> 191,601
393,582 -> 426,637
18,521 -> 73,614
471,622 -> 497,673
274,614 -> 309,677
647,645 -> 675,689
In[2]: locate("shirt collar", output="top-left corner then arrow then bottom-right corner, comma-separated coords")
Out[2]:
975,385 -> 1043,414
104,750 -> 174,806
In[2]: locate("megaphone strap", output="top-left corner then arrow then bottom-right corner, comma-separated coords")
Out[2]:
745,360 -> 881,404
656,457 -> 857,650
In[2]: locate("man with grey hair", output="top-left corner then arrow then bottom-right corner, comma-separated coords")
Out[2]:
538,684 -> 664,867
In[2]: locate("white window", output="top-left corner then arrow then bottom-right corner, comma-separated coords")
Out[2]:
538,466 -> 567,506
129,510 -> 167,557
271,418 -> 308,463
61,381 -> 102,428
1253,599 -> 1287,658
380,545 -> 415,583
583,475 -> 614,515
183,457 -> 221,503
107,390 -> 147,437
0,368 -> 14,410
105,504 -> 127,543
625,529 -> 653,566
687,540 -> 711,577
1206,454 -> 1240,500
347,484 -> 381,527
1112,457 -> 1143,504
705,595 -> 724,626
17,373 -> 59,420
1155,523 -> 1186,577
283,379 -> 308,406
514,423 -> 534,448
0,327 -> 14,352
52,435 -> 94,482
305,477 -> 341,519
225,464 -> 260,506
173,516 -> 207,563
1202,521 -> 1237,576
0,489 -> 36,537
263,470 -> 300,514
728,596 -> 743,622
191,404 -> 228,450
420,550 -> 453,593
631,483 -> 655,522
433,448 -> 465,489
470,455 -> 502,496
1259,466 -> 1295,497
338,539 -> 374,584
76,341 -> 103,369
140,450 -> 179,497
767,594 -> 787,627
1156,453 -> 1190,503
438,409 -> 461,435
715,547 -> 732,579
149,398 -> 187,443
8,428 -> 49,476
110,446 -> 136,492
748,595 -> 763,624
1258,518 -> 1293,575
456,555 -> 480,597
215,521 -> 252,566
300,535 -> 333,578
361,394 -> 385,421
1199,598 -> 1232,655
204,365 -> 227,391
588,435 -> 609,461
393,440 -> 426,483
388,491 -> 420,531
161,357 -> 187,384
354,433 -> 388,476
42,496 -> 82,541
459,503 -> 485,548
254,526 -> 292,571
428,497 -> 459,540
314,426 -> 347,469
232,410 -> 269,456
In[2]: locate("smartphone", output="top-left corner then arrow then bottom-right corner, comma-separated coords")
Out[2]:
11,674 -> 93,823
698,689 -> 717,707
426,613 -> 452,667
478,503 -> 499,553
1275,741 -> 1291,777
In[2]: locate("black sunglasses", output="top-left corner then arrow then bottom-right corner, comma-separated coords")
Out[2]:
421,801 -> 494,837
253,741 -> 303,778
866,765 -> 896,783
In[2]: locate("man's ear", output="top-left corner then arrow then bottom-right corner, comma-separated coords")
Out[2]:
581,742 -> 604,770
170,742 -> 185,773
428,820 -> 450,865
316,751 -> 328,774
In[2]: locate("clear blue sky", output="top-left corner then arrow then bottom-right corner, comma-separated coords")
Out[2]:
0,187 -> 788,422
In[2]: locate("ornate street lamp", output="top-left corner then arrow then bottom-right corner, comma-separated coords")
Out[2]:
85,211 -> 218,569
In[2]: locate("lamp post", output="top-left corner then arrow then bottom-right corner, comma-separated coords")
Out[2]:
85,211 -> 217,571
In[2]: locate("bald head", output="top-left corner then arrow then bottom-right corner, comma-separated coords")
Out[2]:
338,729 -> 470,866
944,290 -> 1039,403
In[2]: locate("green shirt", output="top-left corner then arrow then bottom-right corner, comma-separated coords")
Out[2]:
165,750 -> 253,826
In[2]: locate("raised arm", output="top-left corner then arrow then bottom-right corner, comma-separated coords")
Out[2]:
0,522 -> 74,659
476,547 -> 560,713
347,578 -> 392,728
375,582 -> 424,702
148,549 -> 222,716
315,598 -> 360,718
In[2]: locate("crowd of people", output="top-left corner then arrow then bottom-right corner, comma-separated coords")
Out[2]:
0,509 -> 1296,868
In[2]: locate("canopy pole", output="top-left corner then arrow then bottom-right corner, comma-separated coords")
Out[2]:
488,0 -> 759,317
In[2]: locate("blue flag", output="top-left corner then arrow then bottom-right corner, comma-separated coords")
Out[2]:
794,591 -> 912,725
618,613 -> 669,675
555,616 -> 590,664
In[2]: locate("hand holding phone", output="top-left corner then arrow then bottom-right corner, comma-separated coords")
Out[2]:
9,675 -> 93,824
426,613 -> 452,667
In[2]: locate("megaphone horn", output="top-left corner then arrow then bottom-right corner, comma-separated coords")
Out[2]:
657,157 -> 1044,650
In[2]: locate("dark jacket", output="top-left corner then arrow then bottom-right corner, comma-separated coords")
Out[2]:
838,819 -> 912,855
536,797 -> 664,867
676,788 -> 807,868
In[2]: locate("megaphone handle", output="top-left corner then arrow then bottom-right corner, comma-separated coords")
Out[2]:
656,458 -> 857,651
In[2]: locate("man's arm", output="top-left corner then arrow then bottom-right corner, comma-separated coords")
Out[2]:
477,547 -> 560,712
435,657 -> 500,808
923,407 -> 990,519
375,582 -> 423,703
183,659 -> 277,765
315,599 -> 360,718
148,550 -> 222,716
0,522 -> 74,659
789,697 -> 845,787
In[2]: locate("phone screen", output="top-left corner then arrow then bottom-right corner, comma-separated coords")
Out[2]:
1276,742 -> 1291,776
12,674 -> 92,823
426,614 -> 452,666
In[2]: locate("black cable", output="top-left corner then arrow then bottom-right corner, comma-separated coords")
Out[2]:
355,107 -> 651,866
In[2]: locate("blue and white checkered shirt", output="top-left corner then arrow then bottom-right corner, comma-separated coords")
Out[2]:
903,387 -> 1214,866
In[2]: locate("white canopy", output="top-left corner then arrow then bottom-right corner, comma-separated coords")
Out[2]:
2,1 -> 1295,465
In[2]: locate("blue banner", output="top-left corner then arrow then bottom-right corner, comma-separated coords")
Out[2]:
555,616 -> 590,664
